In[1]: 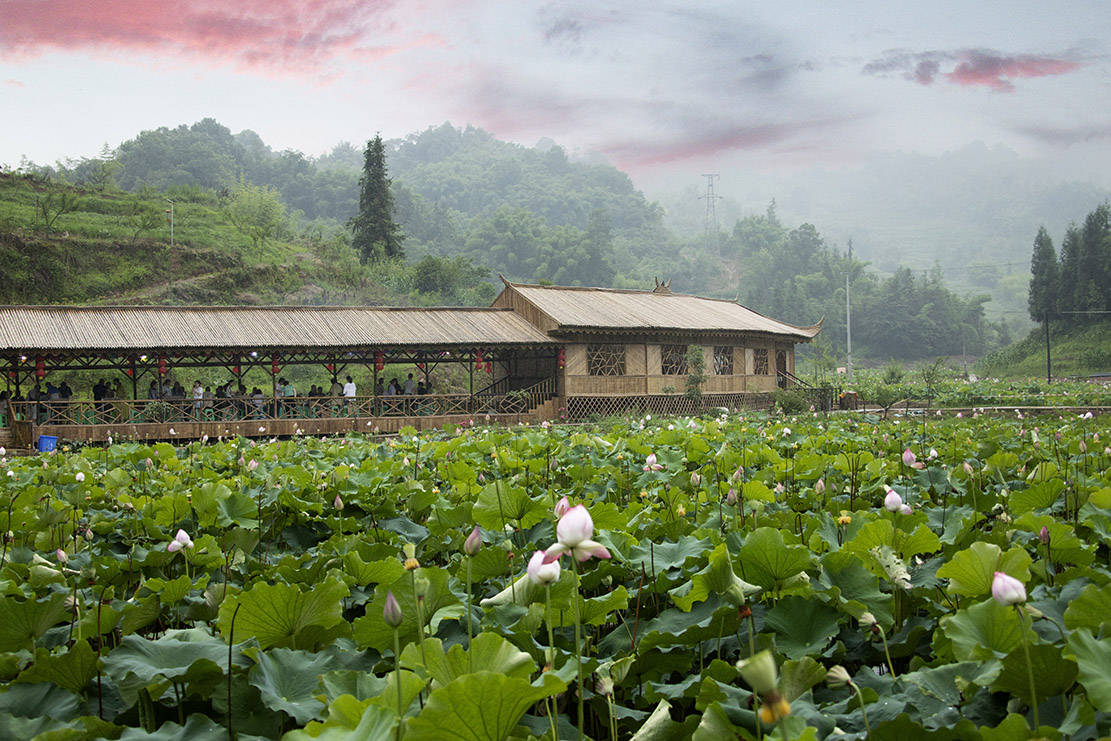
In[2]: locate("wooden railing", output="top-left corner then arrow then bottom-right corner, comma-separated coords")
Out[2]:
8,379 -> 559,429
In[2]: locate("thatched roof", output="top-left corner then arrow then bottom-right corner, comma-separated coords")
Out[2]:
499,280 -> 822,341
0,305 -> 554,353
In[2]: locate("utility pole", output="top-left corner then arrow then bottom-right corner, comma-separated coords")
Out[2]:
699,174 -> 722,251
1044,310 -> 1051,384
845,239 -> 853,382
164,198 -> 174,247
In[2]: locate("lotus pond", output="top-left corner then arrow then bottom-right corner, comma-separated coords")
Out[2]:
0,410 -> 1109,740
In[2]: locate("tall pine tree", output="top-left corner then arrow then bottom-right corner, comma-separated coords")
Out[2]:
1027,226 -> 1059,322
350,135 -> 404,263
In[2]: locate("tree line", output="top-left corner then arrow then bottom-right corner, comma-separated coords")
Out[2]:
1028,203 -> 1111,325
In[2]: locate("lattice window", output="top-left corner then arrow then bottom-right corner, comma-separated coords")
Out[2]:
661,344 -> 687,375
713,346 -> 733,375
587,344 -> 626,376
753,348 -> 769,375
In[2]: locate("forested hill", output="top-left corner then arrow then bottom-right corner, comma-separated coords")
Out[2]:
6,119 -> 1012,361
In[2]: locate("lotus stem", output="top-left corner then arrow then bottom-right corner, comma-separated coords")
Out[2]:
545,584 -> 558,741
1015,606 -> 1039,730
394,628 -> 404,741
851,682 -> 871,737
465,554 -> 473,671
877,624 -> 897,680
573,558 -> 584,741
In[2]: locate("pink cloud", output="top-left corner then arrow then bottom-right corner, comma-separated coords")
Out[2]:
945,51 -> 1080,91
0,0 -> 417,75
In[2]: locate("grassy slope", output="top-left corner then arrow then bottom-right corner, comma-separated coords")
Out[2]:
978,320 -> 1111,378
0,172 -> 386,306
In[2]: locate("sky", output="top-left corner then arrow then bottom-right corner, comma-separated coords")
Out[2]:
2,0 -> 1110,189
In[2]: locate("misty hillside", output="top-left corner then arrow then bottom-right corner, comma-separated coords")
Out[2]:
6,120 -> 1034,361
653,142 -> 1111,323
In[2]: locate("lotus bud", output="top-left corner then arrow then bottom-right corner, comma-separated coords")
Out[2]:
383,590 -> 403,628
859,612 -> 877,628
690,472 -> 701,486
84,527 -> 93,540
1039,526 -> 1050,545
884,488 -> 902,512
902,448 -> 916,467
75,472 -> 85,483
145,457 -> 153,469
464,525 -> 483,556
595,676 -> 615,697
56,548 -> 68,563
898,503 -> 912,516
1079,441 -> 1087,453
736,650 -> 779,695
962,461 -> 974,475
333,494 -> 343,511
928,448 -> 938,459
991,571 -> 1026,605
826,665 -> 852,688
732,466 -> 744,483
726,487 -> 737,506
0,446 -> 5,456
815,478 -> 825,495
247,459 -> 258,471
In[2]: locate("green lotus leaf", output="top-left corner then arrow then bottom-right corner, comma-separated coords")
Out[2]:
471,481 -> 548,532
403,671 -> 565,741
990,643 -> 1077,706
0,681 -> 82,721
765,596 -> 841,660
101,629 -> 242,705
217,577 -> 349,650
1063,582 -> 1111,633
15,640 -> 98,694
351,568 -> 458,653
1067,629 -> 1111,712
118,713 -> 227,740
941,599 -> 1031,662
737,527 -> 812,591
401,632 -> 534,689
936,542 -> 1031,598
779,655 -> 830,703
249,648 -> 333,724
0,593 -> 69,653
281,700 -> 396,741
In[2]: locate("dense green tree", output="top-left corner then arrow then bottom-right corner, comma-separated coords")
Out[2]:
1027,226 -> 1059,322
350,135 -> 404,263
226,179 -> 287,258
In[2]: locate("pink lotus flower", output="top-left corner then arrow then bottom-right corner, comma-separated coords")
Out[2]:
167,529 -> 194,553
56,548 -> 68,563
464,525 -> 483,556
554,496 -> 571,517
884,488 -> 903,512
75,472 -> 85,482
991,571 -> 1026,605
527,550 -> 561,584
247,460 -> 258,471
543,505 -> 611,563
898,503 -> 912,516
643,453 -> 663,472
902,449 -> 924,469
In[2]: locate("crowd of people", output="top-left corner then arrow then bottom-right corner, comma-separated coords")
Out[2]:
1,371 -> 439,426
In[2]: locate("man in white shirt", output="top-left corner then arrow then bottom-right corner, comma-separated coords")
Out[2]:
342,375 -> 356,414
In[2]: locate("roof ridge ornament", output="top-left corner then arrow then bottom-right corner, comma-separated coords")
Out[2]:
652,277 -> 672,294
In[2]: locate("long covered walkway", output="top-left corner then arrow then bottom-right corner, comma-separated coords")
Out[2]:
0,304 -> 560,448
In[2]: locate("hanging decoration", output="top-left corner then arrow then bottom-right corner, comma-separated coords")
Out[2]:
158,355 -> 167,376
271,356 -> 281,375
557,348 -> 565,369
35,357 -> 45,379
375,351 -> 384,372
475,350 -> 484,370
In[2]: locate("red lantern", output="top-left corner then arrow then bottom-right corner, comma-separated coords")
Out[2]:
271,357 -> 280,375
158,355 -> 167,376
326,363 -> 334,373
556,348 -> 565,369
125,368 -> 134,377
232,365 -> 240,376
417,362 -> 425,371
35,356 -> 45,379
375,351 -> 384,372
485,361 -> 493,374
475,350 -> 484,369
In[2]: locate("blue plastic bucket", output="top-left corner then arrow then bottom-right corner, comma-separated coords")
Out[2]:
37,435 -> 58,452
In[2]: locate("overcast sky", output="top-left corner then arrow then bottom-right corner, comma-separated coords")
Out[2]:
2,0 -> 1109,187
